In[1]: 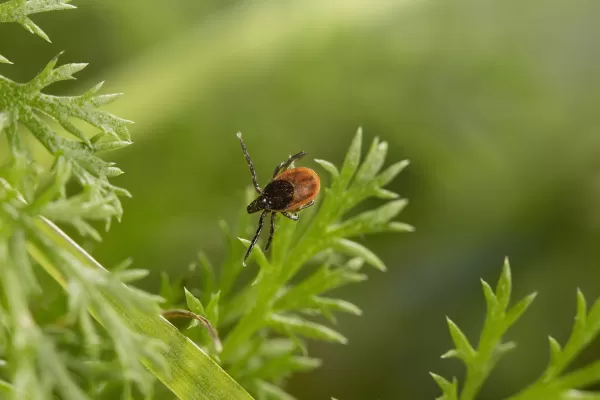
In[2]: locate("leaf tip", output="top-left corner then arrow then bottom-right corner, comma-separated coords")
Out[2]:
528,291 -> 539,302
497,341 -> 517,355
576,287 -> 586,306
548,335 -> 562,356
440,349 -> 458,359
496,257 -> 513,307
576,288 -> 587,323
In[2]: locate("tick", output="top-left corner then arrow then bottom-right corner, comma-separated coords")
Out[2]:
237,133 -> 320,265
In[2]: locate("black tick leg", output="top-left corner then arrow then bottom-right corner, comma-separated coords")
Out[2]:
244,210 -> 268,265
272,151 -> 306,179
237,133 -> 263,194
282,212 -> 299,221
293,200 -> 315,212
265,212 -> 276,251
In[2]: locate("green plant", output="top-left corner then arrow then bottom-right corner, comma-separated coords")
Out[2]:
0,3 -> 413,399
0,2 -> 251,399
0,0 -> 76,64
169,129 -> 413,399
433,259 -> 600,400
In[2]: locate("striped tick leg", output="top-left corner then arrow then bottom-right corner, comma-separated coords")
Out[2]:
272,151 -> 306,179
244,210 -> 269,266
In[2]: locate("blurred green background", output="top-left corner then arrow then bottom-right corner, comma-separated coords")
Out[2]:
2,0 -> 600,398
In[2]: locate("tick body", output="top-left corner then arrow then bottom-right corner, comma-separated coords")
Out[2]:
237,133 -> 320,265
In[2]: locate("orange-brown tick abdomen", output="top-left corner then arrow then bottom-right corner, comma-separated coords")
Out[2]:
273,167 -> 320,211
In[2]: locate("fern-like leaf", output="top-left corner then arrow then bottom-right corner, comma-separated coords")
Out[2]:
509,290 -> 600,400
174,129 -> 412,398
433,258 -> 537,400
0,53 -> 132,235
433,259 -> 600,400
0,0 -> 75,42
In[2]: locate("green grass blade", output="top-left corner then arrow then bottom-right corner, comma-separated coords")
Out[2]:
30,217 -> 253,400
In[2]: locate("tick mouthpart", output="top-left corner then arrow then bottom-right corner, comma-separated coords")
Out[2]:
247,196 -> 267,214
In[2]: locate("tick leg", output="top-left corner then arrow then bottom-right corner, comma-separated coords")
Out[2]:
282,212 -> 298,221
265,212 -> 276,251
237,133 -> 263,194
272,151 -> 306,179
293,200 -> 315,212
243,210 -> 268,266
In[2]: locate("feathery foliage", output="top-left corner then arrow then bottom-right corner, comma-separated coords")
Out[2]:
0,0 -> 76,63
168,129 -> 413,399
0,52 -> 132,238
433,259 -> 600,400
0,45 -> 160,400
0,3 -> 252,400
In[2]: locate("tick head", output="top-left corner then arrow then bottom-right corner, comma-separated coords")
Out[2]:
247,195 -> 267,214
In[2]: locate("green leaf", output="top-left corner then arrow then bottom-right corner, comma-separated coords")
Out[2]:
435,259 -> 537,400
93,140 -> 133,153
0,54 -> 132,234
496,257 -> 512,310
113,269 -> 150,283
576,288 -> 589,329
268,314 -> 348,344
562,390 -> 600,400
79,309 -> 101,357
445,317 -> 475,361
31,217 -> 252,399
241,340 -> 321,384
354,137 -> 388,184
160,271 -> 181,306
510,291 -> 600,400
586,306 -> 600,345
436,262 -> 600,400
336,127 -> 363,190
185,287 -> 206,315
238,237 -> 268,269
0,379 -> 13,394
313,297 -> 362,316
333,238 -> 386,271
275,263 -> 367,311
271,215 -> 298,266
206,291 -> 221,328
314,159 -> 339,179
0,54 -> 12,64
375,159 -> 410,187
555,360 -> 600,393
328,199 -> 410,237
374,187 -> 400,200
505,292 -> 538,327
548,335 -> 563,369
258,338 -> 297,357
481,279 -> 498,316
430,373 -> 458,400
0,0 -> 76,42
198,251 -> 217,299
256,380 -> 297,400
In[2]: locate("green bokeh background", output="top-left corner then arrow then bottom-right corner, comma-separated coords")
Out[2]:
2,0 -> 600,398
